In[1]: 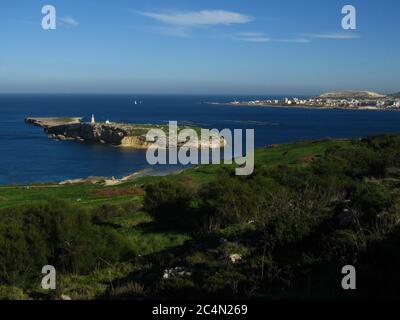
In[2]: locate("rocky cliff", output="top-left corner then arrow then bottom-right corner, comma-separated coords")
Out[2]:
46,123 -> 127,145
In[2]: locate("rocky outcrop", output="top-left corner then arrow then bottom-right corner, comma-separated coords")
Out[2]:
25,117 -> 82,128
228,254 -> 242,264
46,123 -> 127,145
120,135 -> 154,148
26,117 -> 226,149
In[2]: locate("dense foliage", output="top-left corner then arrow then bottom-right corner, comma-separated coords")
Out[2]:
0,200 -> 131,294
138,135 -> 400,299
3,134 -> 400,299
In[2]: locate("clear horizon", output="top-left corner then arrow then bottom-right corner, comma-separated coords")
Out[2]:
0,90 -> 397,96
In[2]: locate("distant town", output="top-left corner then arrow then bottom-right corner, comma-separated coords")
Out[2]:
214,91 -> 400,110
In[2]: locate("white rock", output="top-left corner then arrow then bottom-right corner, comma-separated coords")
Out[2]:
229,254 -> 242,264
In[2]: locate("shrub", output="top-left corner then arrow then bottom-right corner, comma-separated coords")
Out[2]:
0,286 -> 29,300
0,200 -> 131,287
92,203 -> 126,224
144,180 -> 197,230
352,182 -> 394,225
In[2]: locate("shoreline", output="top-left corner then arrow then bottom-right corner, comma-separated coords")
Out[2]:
0,138 -> 348,187
0,166 -> 188,188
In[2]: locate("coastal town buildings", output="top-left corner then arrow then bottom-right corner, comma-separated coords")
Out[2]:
225,95 -> 400,110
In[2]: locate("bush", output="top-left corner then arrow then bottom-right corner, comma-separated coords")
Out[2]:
0,200 -> 131,287
92,203 -> 127,224
352,182 -> 395,225
199,171 -> 270,231
0,286 -> 29,300
144,180 -> 197,230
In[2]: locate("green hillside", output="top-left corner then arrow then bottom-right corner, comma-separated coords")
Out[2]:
3,135 -> 400,300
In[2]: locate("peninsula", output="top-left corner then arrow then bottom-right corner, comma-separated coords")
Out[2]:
212,91 -> 400,110
25,117 -> 225,149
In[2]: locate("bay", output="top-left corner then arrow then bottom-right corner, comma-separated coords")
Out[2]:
1,94 -> 400,184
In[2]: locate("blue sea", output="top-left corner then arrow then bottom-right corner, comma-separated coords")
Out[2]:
1,94 -> 400,185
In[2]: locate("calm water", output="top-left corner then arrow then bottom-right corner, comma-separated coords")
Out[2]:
1,94 -> 400,184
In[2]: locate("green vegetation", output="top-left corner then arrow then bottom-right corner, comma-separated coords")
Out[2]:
99,122 -> 205,137
55,118 -> 80,124
0,139 -> 346,210
3,135 -> 400,299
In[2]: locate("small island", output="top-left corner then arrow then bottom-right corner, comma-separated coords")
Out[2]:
25,116 -> 225,149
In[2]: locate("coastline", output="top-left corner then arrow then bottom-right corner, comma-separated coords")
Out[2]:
207,102 -> 399,111
0,166 -> 187,188
4,98 -> 399,187
0,138 -> 348,187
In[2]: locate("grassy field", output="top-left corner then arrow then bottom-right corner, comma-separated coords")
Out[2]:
0,139 -> 350,210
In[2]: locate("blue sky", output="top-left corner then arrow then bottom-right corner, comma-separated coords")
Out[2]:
0,0 -> 399,95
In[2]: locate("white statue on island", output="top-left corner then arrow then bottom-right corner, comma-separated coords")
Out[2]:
91,114 -> 95,124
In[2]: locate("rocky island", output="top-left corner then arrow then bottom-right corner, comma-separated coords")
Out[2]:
25,117 -> 225,149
